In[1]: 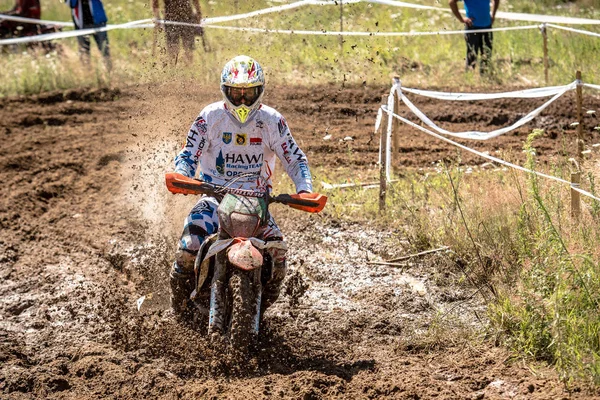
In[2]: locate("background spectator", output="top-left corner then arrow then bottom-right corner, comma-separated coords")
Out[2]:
152,0 -> 209,65
66,0 -> 111,70
449,0 -> 500,74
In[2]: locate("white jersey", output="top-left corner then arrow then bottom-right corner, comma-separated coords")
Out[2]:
174,102 -> 313,193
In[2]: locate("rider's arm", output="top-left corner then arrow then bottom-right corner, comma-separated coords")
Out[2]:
271,115 -> 313,194
449,0 -> 471,27
491,0 -> 500,25
174,112 -> 209,178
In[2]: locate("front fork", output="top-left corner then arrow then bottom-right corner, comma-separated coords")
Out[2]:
208,251 -> 227,334
208,250 -> 264,336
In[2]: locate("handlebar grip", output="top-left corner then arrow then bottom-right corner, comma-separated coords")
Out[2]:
272,193 -> 328,213
165,172 -> 213,195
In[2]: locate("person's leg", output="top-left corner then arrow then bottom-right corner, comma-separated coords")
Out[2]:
181,26 -> 195,65
480,30 -> 493,74
76,30 -> 91,64
171,197 -> 219,316
93,25 -> 112,71
464,30 -> 478,71
261,217 -> 287,312
164,25 -> 181,63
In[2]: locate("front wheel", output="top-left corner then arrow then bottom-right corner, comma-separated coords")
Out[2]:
229,268 -> 258,354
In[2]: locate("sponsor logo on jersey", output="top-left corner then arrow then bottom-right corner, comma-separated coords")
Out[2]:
216,150 -> 225,175
235,133 -> 247,146
222,132 -> 232,144
185,129 -> 199,148
191,137 -> 206,157
277,117 -> 288,137
299,164 -> 311,178
250,137 -> 262,146
256,120 -> 264,129
225,153 -> 263,165
194,116 -> 207,134
284,136 -> 307,162
280,142 -> 292,163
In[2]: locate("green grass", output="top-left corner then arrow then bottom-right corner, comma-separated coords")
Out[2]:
282,131 -> 600,387
1,0 -> 600,96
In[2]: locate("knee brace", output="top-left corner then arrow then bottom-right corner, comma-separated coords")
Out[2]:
174,249 -> 196,274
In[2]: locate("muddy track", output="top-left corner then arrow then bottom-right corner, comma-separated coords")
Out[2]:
1,81 -> 599,399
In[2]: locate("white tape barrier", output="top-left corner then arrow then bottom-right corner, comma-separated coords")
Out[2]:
382,106 -> 600,203
203,0 -> 327,24
0,14 -> 74,27
0,0 -> 322,29
584,83 -> 600,92
202,23 -> 539,37
369,0 -> 600,25
402,83 -> 575,101
546,23 -> 600,38
0,18 -> 152,45
3,0 -> 600,46
398,82 -> 577,141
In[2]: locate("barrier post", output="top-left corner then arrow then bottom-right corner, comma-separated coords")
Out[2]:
392,77 -> 401,173
576,70 -> 584,166
379,96 -> 388,212
542,24 -> 549,84
571,171 -> 581,222
339,0 -> 344,53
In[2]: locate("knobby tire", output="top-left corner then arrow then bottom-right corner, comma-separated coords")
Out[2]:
229,269 -> 255,355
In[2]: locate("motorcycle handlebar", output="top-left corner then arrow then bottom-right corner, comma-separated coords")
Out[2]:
165,172 -> 327,213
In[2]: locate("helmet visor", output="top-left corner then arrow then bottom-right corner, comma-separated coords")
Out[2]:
224,86 -> 263,107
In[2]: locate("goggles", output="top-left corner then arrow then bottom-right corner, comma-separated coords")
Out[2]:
224,86 -> 263,107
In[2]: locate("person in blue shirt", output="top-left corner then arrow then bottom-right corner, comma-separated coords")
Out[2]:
65,0 -> 111,70
449,0 -> 500,74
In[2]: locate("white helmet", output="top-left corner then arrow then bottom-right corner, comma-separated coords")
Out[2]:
220,55 -> 265,124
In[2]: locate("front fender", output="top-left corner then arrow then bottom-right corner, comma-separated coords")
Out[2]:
227,239 -> 263,271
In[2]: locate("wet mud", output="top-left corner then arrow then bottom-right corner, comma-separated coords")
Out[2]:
1,81 -> 600,399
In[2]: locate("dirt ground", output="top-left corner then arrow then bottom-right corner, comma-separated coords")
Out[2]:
1,80 -> 600,399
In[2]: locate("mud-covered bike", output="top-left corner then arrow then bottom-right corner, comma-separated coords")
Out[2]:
166,172 -> 327,355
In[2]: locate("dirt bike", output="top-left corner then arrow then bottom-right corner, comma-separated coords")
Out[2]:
165,172 -> 327,355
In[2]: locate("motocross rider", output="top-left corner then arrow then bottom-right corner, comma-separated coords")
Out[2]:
170,55 -> 313,318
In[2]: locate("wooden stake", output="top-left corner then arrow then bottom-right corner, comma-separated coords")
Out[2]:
542,24 -> 549,84
576,70 -> 584,166
571,171 -> 581,222
379,95 -> 388,212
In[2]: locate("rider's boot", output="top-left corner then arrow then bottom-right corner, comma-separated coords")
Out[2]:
261,259 -> 287,314
169,249 -> 196,319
